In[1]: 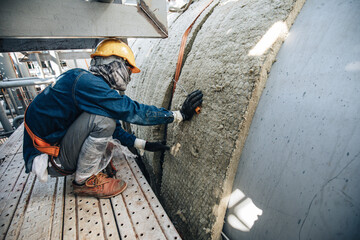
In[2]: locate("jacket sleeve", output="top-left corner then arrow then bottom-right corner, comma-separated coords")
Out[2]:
74,73 -> 174,126
113,120 -> 136,147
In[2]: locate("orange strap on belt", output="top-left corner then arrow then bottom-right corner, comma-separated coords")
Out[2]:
173,0 -> 215,94
24,108 -> 60,158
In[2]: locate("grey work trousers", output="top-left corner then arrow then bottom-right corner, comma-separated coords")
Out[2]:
48,112 -> 116,177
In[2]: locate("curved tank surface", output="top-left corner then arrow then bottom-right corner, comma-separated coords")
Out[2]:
223,0 -> 360,239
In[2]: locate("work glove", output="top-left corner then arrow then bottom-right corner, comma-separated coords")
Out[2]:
144,141 -> 170,152
180,90 -> 203,121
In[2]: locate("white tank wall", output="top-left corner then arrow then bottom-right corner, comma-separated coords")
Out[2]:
223,0 -> 360,239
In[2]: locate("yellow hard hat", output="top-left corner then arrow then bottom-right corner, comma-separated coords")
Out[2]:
91,38 -> 140,73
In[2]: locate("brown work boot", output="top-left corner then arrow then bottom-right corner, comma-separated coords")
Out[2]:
73,173 -> 127,199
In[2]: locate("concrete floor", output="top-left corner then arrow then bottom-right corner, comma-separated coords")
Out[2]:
223,0 -> 360,239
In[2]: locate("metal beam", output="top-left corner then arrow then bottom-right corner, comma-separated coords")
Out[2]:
0,0 -> 168,39
0,39 -> 103,53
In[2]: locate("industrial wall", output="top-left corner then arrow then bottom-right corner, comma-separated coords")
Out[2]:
126,0 -> 306,239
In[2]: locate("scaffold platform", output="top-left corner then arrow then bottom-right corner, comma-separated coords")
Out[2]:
0,126 -> 181,240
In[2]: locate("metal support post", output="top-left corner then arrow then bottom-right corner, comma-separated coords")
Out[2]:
26,86 -> 38,101
0,102 -> 13,132
35,53 -> 45,78
15,88 -> 28,112
1,88 -> 14,119
7,88 -> 22,115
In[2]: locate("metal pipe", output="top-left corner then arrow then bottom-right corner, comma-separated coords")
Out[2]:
0,103 -> 13,132
5,77 -> 40,81
6,88 -> 21,115
0,78 -> 55,88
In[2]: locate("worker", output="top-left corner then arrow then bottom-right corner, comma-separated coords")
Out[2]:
23,38 -> 203,199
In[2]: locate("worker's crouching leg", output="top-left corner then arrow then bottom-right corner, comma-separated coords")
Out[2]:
51,112 -> 126,198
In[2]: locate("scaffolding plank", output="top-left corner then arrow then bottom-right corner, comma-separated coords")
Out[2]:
16,177 -> 57,240
0,126 -> 23,157
4,173 -> 36,240
63,176 -> 77,240
99,198 -> 121,240
77,196 -> 105,239
50,177 -> 65,240
0,127 -> 23,168
0,162 -> 30,239
0,154 -> 24,215
111,190 -> 138,240
113,153 -> 168,240
127,158 -> 181,240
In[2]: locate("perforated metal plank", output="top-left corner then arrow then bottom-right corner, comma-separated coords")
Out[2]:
0,154 -> 24,213
127,159 -> 181,240
4,174 -> 35,240
0,127 -> 23,167
0,126 -> 23,154
16,177 -> 57,239
119,166 -> 166,240
99,198 -> 120,240
111,190 -> 138,240
63,176 -> 77,239
112,151 -> 180,240
77,196 -> 105,239
50,177 -> 65,240
0,158 -> 29,239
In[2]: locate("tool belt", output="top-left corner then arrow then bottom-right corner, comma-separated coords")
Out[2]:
24,108 -> 74,176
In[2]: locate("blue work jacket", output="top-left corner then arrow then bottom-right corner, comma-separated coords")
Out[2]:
23,68 -> 174,173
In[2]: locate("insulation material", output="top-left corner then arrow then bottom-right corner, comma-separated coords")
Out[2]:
126,0 -> 306,239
